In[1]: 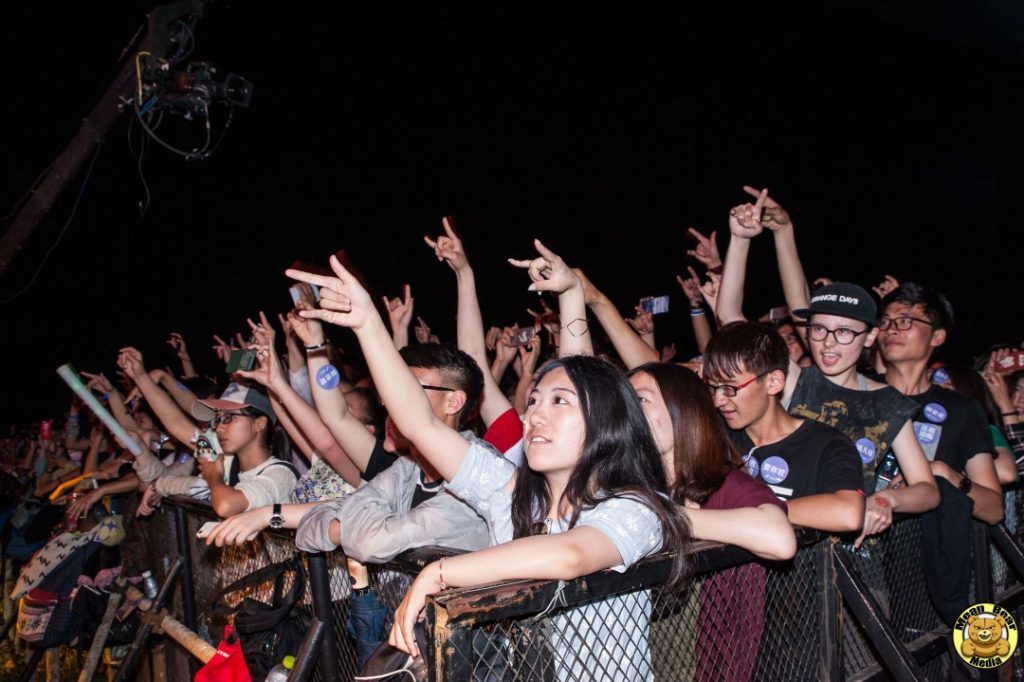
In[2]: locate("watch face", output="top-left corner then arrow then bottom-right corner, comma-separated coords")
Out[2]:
270,515 -> 284,529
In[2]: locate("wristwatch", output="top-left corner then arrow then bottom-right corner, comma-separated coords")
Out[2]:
269,503 -> 285,529
958,476 -> 973,495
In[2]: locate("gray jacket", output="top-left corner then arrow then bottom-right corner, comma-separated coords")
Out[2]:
294,453 -> 490,563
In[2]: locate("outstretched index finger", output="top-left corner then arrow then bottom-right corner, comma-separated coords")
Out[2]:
285,267 -> 338,292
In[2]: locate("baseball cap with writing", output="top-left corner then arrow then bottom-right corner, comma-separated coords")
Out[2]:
792,282 -> 877,327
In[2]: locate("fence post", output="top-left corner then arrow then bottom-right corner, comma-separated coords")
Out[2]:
834,548 -> 927,681
173,504 -> 198,632
974,522 -> 993,604
817,539 -> 842,680
426,597 -> 474,682
306,553 -> 341,681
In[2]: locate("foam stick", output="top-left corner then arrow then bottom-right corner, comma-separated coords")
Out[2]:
56,364 -> 144,456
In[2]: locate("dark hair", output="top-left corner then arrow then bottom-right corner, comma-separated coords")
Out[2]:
703,321 -> 789,384
345,386 -> 386,433
881,282 -> 954,331
944,363 -> 1000,427
628,363 -> 742,505
400,343 -> 484,426
511,355 -> 691,590
180,376 -> 220,400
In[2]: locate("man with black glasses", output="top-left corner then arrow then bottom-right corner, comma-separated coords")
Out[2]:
703,321 -> 864,534
878,283 -> 1003,525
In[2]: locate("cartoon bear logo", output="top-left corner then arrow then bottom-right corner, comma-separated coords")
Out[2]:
961,616 -> 1010,659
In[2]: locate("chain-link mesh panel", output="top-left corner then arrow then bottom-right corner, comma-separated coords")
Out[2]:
439,588 -> 656,681
432,543 -> 829,682
755,542 -> 826,681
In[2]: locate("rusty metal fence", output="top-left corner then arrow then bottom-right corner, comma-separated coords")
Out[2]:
139,495 -> 1024,681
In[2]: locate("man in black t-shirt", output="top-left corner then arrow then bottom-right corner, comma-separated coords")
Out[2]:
879,283 -> 1002,524
704,321 -> 864,534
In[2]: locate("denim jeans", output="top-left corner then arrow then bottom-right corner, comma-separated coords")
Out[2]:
347,588 -> 388,669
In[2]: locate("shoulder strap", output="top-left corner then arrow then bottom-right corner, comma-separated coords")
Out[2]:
253,460 -> 300,480
226,456 -> 240,487
214,556 -> 302,605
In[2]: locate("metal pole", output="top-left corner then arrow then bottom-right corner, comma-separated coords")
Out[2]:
305,553 -> 341,681
834,549 -> 927,681
174,504 -> 198,632
114,557 -> 182,682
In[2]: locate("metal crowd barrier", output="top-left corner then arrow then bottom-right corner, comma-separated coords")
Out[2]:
141,496 -> 1024,681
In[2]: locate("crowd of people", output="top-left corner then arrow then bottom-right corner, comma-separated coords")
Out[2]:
2,190 -> 1022,680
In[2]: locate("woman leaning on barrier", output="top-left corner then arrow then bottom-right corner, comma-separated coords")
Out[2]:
286,241 -> 692,681
628,361 -> 796,681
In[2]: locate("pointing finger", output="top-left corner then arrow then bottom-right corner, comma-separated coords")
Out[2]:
285,268 -> 338,291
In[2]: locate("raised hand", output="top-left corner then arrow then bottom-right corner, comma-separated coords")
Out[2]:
166,332 -> 190,360
383,285 -> 415,333
485,326 -> 501,352
508,239 -> 580,296
286,255 -> 375,331
526,298 -> 560,337
699,272 -> 722,311
676,265 -> 703,308
117,347 -> 147,380
80,371 -> 115,395
414,316 -> 432,344
872,274 -> 900,299
237,312 -> 285,389
742,186 -> 791,232
287,301 -> 325,346
518,331 -> 543,373
627,307 -> 655,336
423,216 -> 469,272
212,334 -> 236,363
728,188 -> 769,239
495,327 -> 518,365
685,228 -> 722,270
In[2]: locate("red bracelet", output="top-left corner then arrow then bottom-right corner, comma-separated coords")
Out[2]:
438,557 -> 447,591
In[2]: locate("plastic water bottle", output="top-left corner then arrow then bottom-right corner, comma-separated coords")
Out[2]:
141,570 -> 159,599
264,655 -> 295,681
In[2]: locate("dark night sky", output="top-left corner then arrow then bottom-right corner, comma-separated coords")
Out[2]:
2,1 -> 1022,425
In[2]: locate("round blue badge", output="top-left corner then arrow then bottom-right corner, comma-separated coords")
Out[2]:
931,368 -> 950,386
923,402 -> 947,424
855,438 -> 877,464
744,454 -> 759,478
760,456 -> 790,485
316,364 -> 341,390
914,422 -> 939,445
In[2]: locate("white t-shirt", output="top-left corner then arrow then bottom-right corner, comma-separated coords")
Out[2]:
447,438 -> 662,681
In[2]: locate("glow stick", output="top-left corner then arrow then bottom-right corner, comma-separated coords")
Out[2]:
56,364 -> 144,456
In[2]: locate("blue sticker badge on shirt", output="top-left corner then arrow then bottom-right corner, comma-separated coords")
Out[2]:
743,453 -> 759,478
931,368 -> 950,386
855,438 -> 877,464
760,456 -> 790,485
316,364 -> 341,390
923,402 -> 947,424
915,422 -> 940,445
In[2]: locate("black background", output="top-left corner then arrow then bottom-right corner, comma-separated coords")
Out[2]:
2,1 -> 1022,425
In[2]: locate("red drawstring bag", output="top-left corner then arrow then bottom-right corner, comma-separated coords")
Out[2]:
194,626 -> 252,682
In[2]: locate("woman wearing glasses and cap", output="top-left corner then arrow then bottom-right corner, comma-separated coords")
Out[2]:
715,187 -> 938,546
117,347 -> 298,518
